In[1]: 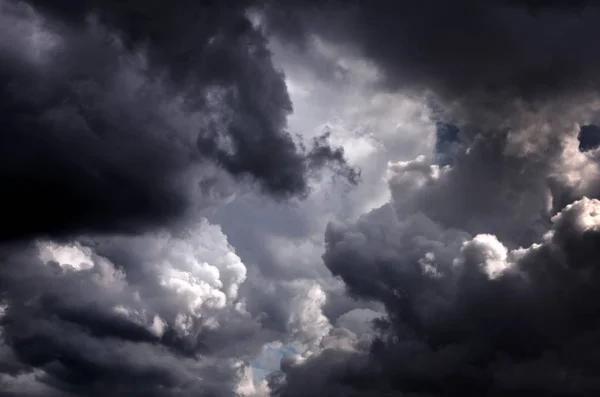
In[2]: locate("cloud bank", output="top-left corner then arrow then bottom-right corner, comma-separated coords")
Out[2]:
0,0 -> 357,242
4,0 -> 600,396
261,1 -> 600,396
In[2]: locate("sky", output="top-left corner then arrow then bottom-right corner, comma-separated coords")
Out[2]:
3,0 -> 600,396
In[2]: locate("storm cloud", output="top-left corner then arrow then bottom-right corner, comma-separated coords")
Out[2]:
0,0 -> 359,395
5,0 -> 600,396
254,1 -> 600,396
0,0 -> 356,242
267,97 -> 600,395
264,0 -> 600,102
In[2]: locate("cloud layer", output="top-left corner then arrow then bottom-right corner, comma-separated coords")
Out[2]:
0,0 -> 358,395
259,2 -> 600,396
0,0 -> 357,242
4,0 -> 600,397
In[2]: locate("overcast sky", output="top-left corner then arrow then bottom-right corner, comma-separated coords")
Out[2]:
3,1 -> 600,396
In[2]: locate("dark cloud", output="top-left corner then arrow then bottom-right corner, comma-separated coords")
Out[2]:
263,0 -> 600,106
0,0 -> 360,389
0,220 -> 269,397
262,88 -> 600,396
259,0 -> 600,246
272,197 -> 600,396
508,0 -> 593,13
0,0 -> 357,242
6,0 -> 600,396
263,23 -> 600,391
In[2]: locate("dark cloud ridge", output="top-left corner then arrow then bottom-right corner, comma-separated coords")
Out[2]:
6,0 -> 600,397
0,0 -> 361,395
258,2 -> 600,396
263,0 -> 600,104
0,0 -> 358,242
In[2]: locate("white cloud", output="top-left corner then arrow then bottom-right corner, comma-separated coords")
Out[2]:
287,282 -> 332,349
455,234 -> 512,279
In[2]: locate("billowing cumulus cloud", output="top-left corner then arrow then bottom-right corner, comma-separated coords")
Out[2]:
5,0 -> 600,396
256,3 -> 600,392
0,0 -> 360,394
0,220 -> 265,396
264,0 -> 600,102
0,0 -> 357,242
267,88 -> 600,397
274,194 -> 600,395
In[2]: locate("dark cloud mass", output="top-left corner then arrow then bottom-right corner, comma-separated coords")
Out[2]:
274,198 -> 600,396
0,0 -> 356,241
260,1 -> 600,397
6,0 -> 600,396
264,0 -> 600,102
0,0 -> 359,395
0,222 -> 266,397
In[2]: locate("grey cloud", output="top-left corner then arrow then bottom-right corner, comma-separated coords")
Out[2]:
259,0 -> 600,242
264,0 -> 600,103
268,74 -> 600,396
0,0 -> 357,242
260,0 -> 600,247
272,195 -> 600,396
0,219 -> 273,397
7,1 -> 600,397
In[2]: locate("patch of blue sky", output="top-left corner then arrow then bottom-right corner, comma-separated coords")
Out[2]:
434,121 -> 461,166
578,124 -> 600,152
250,343 -> 299,385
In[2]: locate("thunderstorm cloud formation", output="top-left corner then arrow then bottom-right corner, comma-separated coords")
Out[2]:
3,0 -> 600,396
